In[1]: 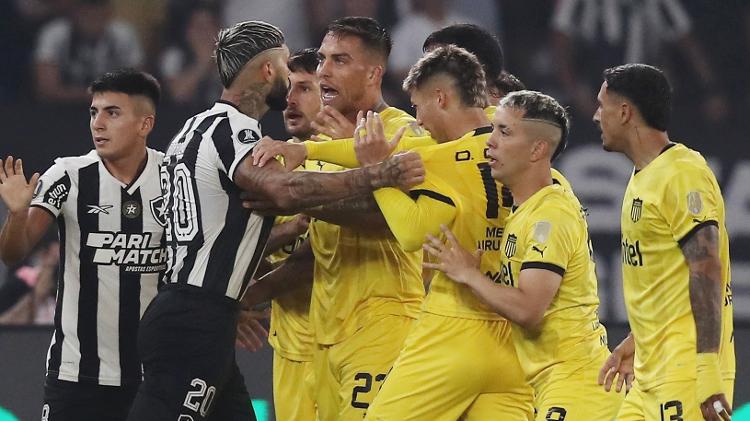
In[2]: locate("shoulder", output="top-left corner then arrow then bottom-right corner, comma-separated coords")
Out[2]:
53,150 -> 99,171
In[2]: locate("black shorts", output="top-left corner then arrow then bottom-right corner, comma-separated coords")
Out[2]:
42,377 -> 138,421
127,287 -> 256,421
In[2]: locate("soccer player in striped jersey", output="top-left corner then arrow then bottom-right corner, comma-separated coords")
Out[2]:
594,64 -> 734,421
0,69 -> 164,421
127,21 -> 423,421
422,90 -> 623,420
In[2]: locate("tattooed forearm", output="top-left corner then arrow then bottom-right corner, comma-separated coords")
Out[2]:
681,224 -> 723,353
318,195 -> 379,213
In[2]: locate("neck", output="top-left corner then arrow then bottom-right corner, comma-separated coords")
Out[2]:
345,93 -> 388,123
507,165 -> 553,206
221,87 -> 268,120
102,147 -> 148,185
440,107 -> 490,143
623,127 -> 671,170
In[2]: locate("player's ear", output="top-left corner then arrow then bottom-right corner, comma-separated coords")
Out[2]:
368,65 -> 383,83
620,101 -> 633,125
436,89 -> 447,109
139,114 -> 155,137
530,139 -> 548,162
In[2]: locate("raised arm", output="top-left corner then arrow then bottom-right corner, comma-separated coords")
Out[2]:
0,157 -> 52,266
235,151 -> 424,214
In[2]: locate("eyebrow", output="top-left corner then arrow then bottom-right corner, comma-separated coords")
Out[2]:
330,52 -> 351,60
90,105 -> 122,111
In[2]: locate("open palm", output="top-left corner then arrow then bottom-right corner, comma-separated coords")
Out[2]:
0,156 -> 40,213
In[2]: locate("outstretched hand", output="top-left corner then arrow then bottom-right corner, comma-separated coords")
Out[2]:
422,225 -> 483,284
598,335 -> 635,393
0,156 -> 40,214
251,137 -> 307,169
311,105 -> 356,140
235,307 -> 270,352
354,110 -> 406,166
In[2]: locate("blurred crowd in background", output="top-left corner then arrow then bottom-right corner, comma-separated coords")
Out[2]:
1,0 -> 748,324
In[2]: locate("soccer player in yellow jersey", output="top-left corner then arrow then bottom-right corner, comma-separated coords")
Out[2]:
244,17 -> 426,421
263,48 -> 321,421
347,45 -> 532,421
594,64 -> 734,421
421,90 -> 622,420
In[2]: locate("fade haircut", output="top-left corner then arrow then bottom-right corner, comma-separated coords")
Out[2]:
215,20 -> 285,88
402,45 -> 487,108
89,68 -> 161,108
603,64 -> 671,131
326,16 -> 392,62
500,90 -> 570,160
423,24 -> 504,88
288,48 -> 319,74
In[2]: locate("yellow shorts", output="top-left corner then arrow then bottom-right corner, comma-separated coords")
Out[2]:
272,353 -> 316,421
313,314 -> 415,421
533,364 -> 624,421
365,312 -> 533,421
614,377 -> 735,421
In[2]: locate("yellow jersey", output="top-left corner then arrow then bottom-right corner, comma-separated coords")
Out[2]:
308,110 -> 426,346
499,183 -> 608,389
620,143 -> 734,390
266,157 -> 318,361
374,125 -> 572,320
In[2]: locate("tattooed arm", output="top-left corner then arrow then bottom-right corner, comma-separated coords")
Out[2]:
234,151 -> 424,214
681,223 -> 731,420
681,224 -> 722,353
304,195 -> 389,232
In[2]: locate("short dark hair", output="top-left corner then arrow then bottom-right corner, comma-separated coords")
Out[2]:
89,68 -> 161,107
288,48 -> 319,74
326,16 -> 392,61
216,20 -> 285,88
403,45 -> 487,108
603,64 -> 671,131
495,71 -> 525,96
500,90 -> 570,160
423,24 -> 504,85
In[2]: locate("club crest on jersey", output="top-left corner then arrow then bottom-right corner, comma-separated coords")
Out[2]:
504,234 -> 517,258
237,128 -> 260,144
149,196 -> 168,227
122,200 -> 141,219
687,191 -> 703,215
630,198 -> 643,222
533,221 -> 551,243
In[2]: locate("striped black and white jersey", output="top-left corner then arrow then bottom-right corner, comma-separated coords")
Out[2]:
161,100 -> 273,301
30,148 -> 166,386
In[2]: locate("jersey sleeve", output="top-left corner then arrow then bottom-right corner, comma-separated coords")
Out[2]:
30,162 -> 71,218
660,166 -> 721,247
519,205 -> 578,277
373,185 -> 456,252
211,116 -> 262,183
304,134 -> 435,168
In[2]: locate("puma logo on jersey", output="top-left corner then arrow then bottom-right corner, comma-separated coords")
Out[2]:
532,245 -> 546,257
87,204 -> 113,214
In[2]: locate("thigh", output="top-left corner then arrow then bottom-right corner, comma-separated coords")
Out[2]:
534,372 -> 623,421
334,315 -> 414,421
312,344 -> 340,421
273,354 -> 316,421
464,392 -> 534,421
366,314 -> 527,421
642,381 -> 702,421
207,361 -> 256,421
43,378 -> 137,421
616,383 -> 646,421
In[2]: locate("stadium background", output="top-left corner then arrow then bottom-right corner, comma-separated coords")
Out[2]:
0,0 -> 748,419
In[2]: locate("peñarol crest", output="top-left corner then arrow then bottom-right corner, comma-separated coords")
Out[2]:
504,234 -> 517,258
630,198 -> 643,223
